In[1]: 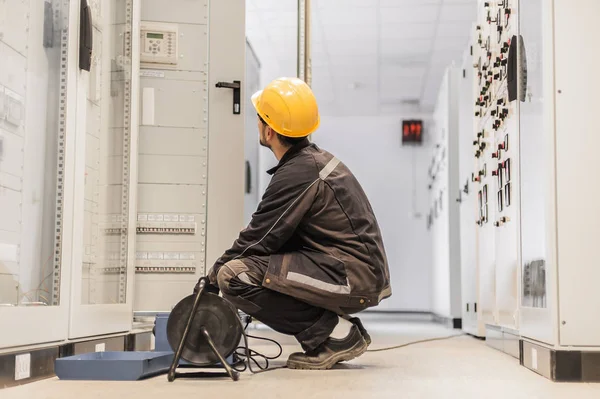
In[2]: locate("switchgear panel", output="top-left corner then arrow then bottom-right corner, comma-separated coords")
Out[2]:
459,0 -> 520,336
140,22 -> 178,68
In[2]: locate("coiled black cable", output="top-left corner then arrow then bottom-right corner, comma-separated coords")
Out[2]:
232,317 -> 285,374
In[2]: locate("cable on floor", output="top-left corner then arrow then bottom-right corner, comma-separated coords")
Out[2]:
232,317 -> 285,374
230,316 -> 468,372
366,333 -> 467,352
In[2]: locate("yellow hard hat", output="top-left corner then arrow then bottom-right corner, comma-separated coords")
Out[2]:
251,77 -> 320,138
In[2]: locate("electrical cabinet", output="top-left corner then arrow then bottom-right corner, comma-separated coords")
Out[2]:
458,0 -> 520,347
0,0 -> 245,349
134,0 -> 245,312
458,47 -> 485,337
455,0 -> 600,374
428,66 -> 462,323
0,0 -> 73,347
518,0 -> 600,350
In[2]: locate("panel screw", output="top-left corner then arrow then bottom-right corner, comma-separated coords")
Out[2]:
562,321 -> 566,325
558,90 -> 562,94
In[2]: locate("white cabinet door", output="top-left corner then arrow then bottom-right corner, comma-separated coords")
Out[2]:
0,0 -> 78,348
67,0 -> 139,338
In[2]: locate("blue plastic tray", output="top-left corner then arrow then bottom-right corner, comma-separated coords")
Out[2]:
55,351 -> 174,381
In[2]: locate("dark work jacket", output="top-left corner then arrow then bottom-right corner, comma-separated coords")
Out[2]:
209,139 -> 391,314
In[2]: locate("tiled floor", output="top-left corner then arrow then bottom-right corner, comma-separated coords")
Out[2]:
4,314 -> 600,399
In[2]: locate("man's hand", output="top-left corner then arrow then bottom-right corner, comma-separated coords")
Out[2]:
193,276 -> 220,295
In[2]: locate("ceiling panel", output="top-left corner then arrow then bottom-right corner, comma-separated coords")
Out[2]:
380,0 -> 441,5
381,38 -> 432,57
380,64 -> 426,80
315,0 -> 378,8
327,55 -> 378,68
439,3 -> 478,21
327,39 -> 379,56
380,4 -> 440,24
381,23 -> 437,40
318,7 -> 378,26
246,1 -> 476,116
322,24 -> 378,41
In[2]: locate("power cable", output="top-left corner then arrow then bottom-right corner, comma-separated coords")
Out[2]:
230,316 -> 467,372
366,333 -> 467,352
232,318 -> 286,374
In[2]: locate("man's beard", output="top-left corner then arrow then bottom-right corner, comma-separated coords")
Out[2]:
259,127 -> 270,149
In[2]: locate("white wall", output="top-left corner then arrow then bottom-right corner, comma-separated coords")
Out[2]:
313,116 -> 433,312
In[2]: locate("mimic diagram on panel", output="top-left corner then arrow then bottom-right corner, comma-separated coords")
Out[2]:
470,0 -> 521,327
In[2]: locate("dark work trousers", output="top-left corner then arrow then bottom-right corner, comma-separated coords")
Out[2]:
216,255 -> 339,351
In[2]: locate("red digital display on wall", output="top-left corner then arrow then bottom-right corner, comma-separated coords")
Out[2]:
402,120 -> 423,144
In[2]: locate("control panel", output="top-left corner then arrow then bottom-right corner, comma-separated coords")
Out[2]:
469,0 -> 520,329
140,22 -> 178,68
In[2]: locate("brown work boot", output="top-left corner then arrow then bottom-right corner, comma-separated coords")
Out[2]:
287,325 -> 368,370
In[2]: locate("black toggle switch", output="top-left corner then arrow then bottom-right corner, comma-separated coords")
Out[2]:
475,111 -> 480,117
501,59 -> 508,66
473,140 -> 479,146
480,142 -> 487,150
492,152 -> 499,159
498,143 -> 506,150
497,98 -> 505,105
491,109 -> 497,116
492,170 -> 499,176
